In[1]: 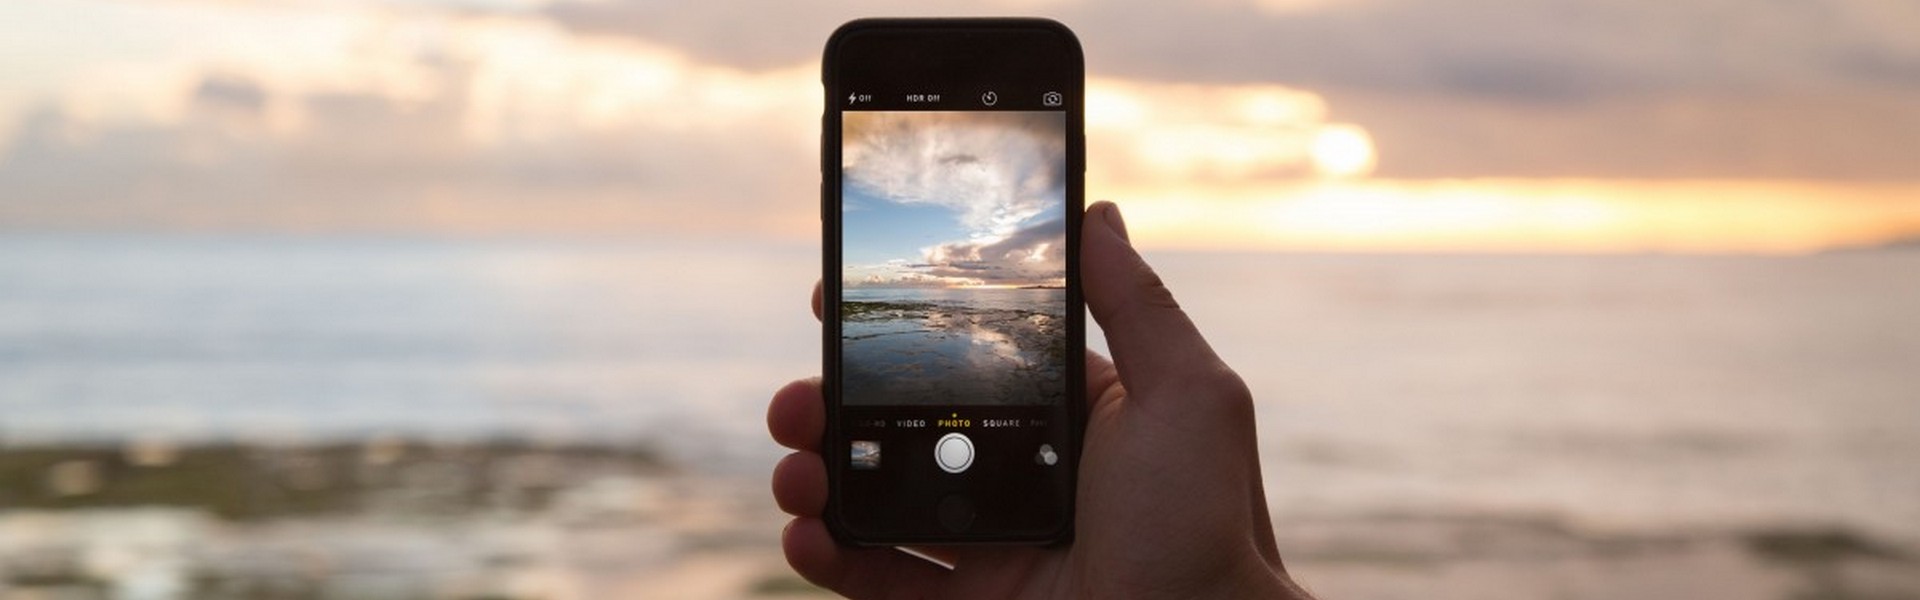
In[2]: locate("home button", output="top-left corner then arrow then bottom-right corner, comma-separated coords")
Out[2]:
937,494 -> 975,532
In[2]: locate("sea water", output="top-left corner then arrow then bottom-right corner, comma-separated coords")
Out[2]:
2,234 -> 1917,543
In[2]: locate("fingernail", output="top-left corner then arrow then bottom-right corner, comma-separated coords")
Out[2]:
1102,202 -> 1131,242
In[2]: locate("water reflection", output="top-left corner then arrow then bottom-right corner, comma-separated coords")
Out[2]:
841,289 -> 1067,406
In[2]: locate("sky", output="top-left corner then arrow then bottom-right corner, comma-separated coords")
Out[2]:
841,111 -> 1066,288
0,0 -> 1917,252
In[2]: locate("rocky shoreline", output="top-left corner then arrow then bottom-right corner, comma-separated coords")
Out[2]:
1280,513 -> 1920,600
841,299 -> 1067,405
3,441 -> 1918,599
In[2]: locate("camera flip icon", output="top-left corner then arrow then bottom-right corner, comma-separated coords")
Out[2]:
1042,91 -> 1063,107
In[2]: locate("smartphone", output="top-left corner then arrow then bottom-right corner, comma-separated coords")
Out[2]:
821,18 -> 1085,545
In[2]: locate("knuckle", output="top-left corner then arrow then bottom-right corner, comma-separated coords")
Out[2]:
1203,365 -> 1256,415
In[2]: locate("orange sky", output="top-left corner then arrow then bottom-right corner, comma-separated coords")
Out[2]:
1111,179 -> 1920,254
1,1 -> 1916,254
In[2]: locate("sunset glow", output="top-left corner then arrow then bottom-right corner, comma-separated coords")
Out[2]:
1310,125 -> 1377,178
1,1 -> 1915,254
1107,179 -> 1920,253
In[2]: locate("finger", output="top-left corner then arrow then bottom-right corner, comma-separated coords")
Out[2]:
1080,202 -> 1225,397
784,518 -> 955,600
772,451 -> 828,517
768,378 -> 824,452
1085,348 -> 1122,411
813,279 -> 823,322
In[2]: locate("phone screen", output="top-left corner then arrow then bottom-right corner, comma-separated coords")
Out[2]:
823,19 -> 1084,543
841,109 -> 1068,406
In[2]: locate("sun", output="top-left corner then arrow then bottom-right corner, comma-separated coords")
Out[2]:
1310,124 -> 1377,178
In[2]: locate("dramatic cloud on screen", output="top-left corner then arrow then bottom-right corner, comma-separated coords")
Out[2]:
840,112 -> 1067,287
916,218 -> 1067,286
842,111 -> 1065,240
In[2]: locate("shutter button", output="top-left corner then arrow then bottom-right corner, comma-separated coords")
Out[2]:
935,433 -> 973,474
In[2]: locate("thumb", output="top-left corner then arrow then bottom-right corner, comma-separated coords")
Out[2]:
1081,201 -> 1227,398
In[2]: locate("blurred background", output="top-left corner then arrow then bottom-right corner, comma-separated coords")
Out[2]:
2,1 -> 1918,599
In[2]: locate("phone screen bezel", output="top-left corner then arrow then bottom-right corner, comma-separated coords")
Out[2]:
821,18 -> 1086,545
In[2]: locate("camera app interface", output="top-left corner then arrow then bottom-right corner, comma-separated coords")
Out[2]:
840,111 -> 1068,407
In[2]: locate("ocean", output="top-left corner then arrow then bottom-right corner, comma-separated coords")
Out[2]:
2,234 -> 1917,545
0,234 -> 817,473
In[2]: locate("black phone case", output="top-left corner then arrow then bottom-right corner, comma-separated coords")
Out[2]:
820,17 -> 1086,546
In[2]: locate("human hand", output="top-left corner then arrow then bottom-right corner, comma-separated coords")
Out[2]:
769,201 -> 1314,599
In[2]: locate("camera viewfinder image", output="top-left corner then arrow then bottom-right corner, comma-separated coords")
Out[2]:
840,111 -> 1069,406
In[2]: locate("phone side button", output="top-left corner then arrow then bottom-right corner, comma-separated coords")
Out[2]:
937,494 -> 975,533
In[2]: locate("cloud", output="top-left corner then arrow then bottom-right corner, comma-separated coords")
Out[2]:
916,217 -> 1066,285
4,0 -> 1914,245
844,271 -> 979,289
840,111 -> 1067,287
544,0 -> 1920,180
540,0 -> 1076,71
191,75 -> 268,115
0,11 -> 821,235
842,217 -> 1065,287
547,0 -> 1920,97
1085,79 -> 1331,184
842,111 -> 1065,239
0,71 -> 797,233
